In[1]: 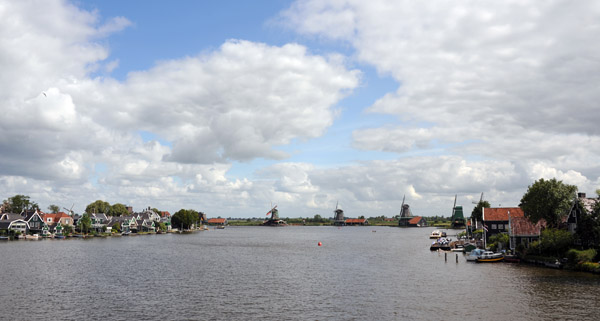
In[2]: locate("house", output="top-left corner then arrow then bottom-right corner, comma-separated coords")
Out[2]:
482,207 -> 524,242
345,218 -> 369,226
407,216 -> 427,227
24,210 -> 44,234
41,212 -> 73,227
160,211 -> 171,218
0,217 -> 29,235
509,216 -> 545,250
566,192 -> 599,233
90,213 -> 109,233
207,218 -> 227,226
566,192 -> 600,246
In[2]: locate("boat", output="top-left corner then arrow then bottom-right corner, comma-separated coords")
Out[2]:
430,238 -> 451,251
465,249 -> 486,262
451,244 -> 465,252
54,234 -> 65,239
503,254 -> 521,263
0,236 -> 9,241
476,251 -> 504,263
429,230 -> 442,239
215,225 -> 225,229
25,234 -> 40,240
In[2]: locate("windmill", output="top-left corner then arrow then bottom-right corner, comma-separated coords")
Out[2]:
333,201 -> 344,225
263,202 -> 287,226
398,195 -> 414,226
450,195 -> 466,229
63,204 -> 75,216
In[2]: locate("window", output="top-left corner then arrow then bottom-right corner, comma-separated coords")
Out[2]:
491,224 -> 497,230
47,218 -> 52,222
498,224 -> 504,230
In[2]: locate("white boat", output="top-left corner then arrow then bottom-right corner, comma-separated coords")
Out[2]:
476,251 -> 504,263
25,234 -> 41,240
429,230 -> 442,239
465,249 -> 485,262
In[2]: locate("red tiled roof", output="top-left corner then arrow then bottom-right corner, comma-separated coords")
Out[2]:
345,218 -> 366,223
483,207 -> 524,221
160,211 -> 171,217
408,216 -> 423,224
510,216 -> 545,236
207,218 -> 226,224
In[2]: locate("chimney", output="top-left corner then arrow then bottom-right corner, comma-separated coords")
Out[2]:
578,192 -> 586,198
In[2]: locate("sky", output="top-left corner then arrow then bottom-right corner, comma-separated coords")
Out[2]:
1,0 -> 599,219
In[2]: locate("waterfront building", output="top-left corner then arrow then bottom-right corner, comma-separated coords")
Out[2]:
482,207 -> 524,242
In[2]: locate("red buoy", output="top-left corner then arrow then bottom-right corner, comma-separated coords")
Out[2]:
318,242 -> 322,246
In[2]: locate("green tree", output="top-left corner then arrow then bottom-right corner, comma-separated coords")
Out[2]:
78,214 -> 92,234
156,221 -> 167,232
110,203 -> 129,216
85,200 -> 111,215
62,224 -> 73,235
519,178 -> 577,228
112,222 -> 121,233
575,199 -> 600,248
471,200 -> 491,223
172,209 -> 199,230
488,233 -> 509,252
48,204 -> 60,214
539,228 -> 573,257
4,195 -> 39,213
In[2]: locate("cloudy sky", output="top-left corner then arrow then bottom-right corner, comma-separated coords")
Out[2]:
1,0 -> 599,218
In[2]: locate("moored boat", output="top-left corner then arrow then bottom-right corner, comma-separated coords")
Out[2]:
429,230 -> 442,239
430,237 -> 451,251
465,249 -> 485,262
25,234 -> 40,240
476,251 -> 504,263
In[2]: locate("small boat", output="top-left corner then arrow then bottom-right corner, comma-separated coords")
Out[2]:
430,237 -> 451,251
465,249 -> 486,262
121,231 -> 131,236
54,234 -> 65,239
25,234 -> 41,240
215,225 -> 225,229
429,230 -> 442,239
476,251 -> 504,263
451,244 -> 465,252
503,254 -> 520,263
544,260 -> 562,269
0,236 -> 9,241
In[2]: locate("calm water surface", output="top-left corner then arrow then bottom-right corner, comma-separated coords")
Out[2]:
1,226 -> 599,320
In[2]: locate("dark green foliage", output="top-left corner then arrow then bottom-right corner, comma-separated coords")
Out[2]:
519,178 -> 577,228
78,214 -> 92,234
47,204 -> 60,214
85,200 -> 111,215
110,203 -> 129,216
567,249 -> 597,264
471,200 -> 490,222
3,195 -> 39,213
539,228 -> 573,257
489,233 -> 510,251
112,222 -> 121,233
172,209 -> 199,230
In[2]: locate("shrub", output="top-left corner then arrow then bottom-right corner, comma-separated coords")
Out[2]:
567,249 -> 597,264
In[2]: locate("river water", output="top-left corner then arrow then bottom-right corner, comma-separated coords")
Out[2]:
1,226 -> 599,320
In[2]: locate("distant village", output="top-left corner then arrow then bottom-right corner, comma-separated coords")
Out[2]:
2,178 -> 600,271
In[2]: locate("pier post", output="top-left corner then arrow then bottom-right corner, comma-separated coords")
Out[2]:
456,254 -> 458,263
445,252 -> 447,262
